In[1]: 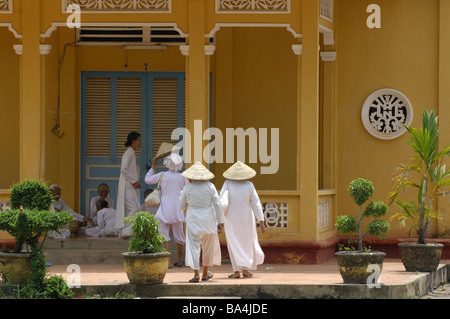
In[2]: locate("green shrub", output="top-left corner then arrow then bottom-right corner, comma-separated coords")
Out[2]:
125,212 -> 166,254
336,178 -> 390,252
0,208 -> 73,253
389,110 -> 450,244
10,178 -> 53,211
0,179 -> 75,299
42,275 -> 74,299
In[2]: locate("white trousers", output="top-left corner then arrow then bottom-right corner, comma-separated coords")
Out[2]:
185,231 -> 221,271
158,221 -> 186,245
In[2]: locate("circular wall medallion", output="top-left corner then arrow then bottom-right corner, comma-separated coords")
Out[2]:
361,88 -> 413,140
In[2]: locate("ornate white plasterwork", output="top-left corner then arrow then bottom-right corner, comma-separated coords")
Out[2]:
320,0 -> 333,21
361,88 -> 414,140
320,51 -> 336,61
262,202 -> 288,229
62,0 -> 171,13
292,44 -> 302,56
216,0 -> 290,14
179,45 -> 189,56
0,0 -> 12,13
13,44 -> 53,55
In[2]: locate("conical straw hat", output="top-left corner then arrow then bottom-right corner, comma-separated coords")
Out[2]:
155,142 -> 182,160
223,161 -> 256,180
181,162 -> 215,181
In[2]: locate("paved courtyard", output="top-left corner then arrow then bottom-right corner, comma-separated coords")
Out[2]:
48,258 -> 448,286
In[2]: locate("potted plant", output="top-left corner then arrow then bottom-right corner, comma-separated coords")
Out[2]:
389,110 -> 450,272
121,211 -> 171,285
335,178 -> 390,284
0,179 -> 73,286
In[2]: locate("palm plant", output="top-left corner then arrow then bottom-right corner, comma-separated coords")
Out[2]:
389,110 -> 450,244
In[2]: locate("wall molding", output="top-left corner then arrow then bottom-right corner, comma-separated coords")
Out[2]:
205,23 -> 302,39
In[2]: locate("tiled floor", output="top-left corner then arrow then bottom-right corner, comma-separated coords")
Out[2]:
48,258 -> 448,286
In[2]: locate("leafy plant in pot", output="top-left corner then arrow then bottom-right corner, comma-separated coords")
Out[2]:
0,178 -> 74,299
122,211 -> 171,285
389,110 -> 450,272
335,178 -> 390,284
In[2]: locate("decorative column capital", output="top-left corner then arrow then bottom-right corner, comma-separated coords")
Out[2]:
179,45 -> 189,56
13,44 -> 53,55
39,44 -> 52,55
320,51 -> 336,62
13,44 -> 23,55
204,44 -> 216,56
292,44 -> 302,56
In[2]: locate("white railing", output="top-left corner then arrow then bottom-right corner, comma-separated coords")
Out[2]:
216,0 -> 290,13
62,0 -> 171,12
320,0 -> 333,21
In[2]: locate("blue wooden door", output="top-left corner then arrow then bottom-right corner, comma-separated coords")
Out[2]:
80,71 -> 185,217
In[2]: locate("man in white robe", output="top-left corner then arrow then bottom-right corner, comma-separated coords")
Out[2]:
179,162 -> 225,282
84,199 -> 119,237
115,132 -> 142,238
47,184 -> 93,239
89,183 -> 114,223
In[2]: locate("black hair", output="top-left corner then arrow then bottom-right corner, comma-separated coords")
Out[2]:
97,183 -> 109,190
124,131 -> 141,147
96,199 -> 109,209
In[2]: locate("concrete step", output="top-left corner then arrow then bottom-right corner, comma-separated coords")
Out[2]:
44,249 -> 126,264
41,238 -> 130,250
40,237 -> 179,265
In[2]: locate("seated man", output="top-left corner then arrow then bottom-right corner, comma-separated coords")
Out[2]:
83,199 -> 119,237
89,183 -> 114,223
47,184 -> 93,239
140,188 -> 159,215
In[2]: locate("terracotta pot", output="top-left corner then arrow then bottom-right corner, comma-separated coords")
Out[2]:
398,243 -> 443,272
335,251 -> 386,284
122,251 -> 171,285
0,252 -> 32,284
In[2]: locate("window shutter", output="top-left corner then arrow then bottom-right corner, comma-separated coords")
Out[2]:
152,78 -> 179,157
85,77 -> 111,157
116,77 -> 142,157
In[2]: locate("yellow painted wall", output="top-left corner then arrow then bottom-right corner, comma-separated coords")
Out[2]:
0,28 -> 20,189
213,27 -> 298,191
336,0 -> 440,238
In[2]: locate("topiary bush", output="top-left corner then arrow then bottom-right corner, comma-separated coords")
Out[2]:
0,208 -> 73,253
336,178 -> 390,252
10,178 -> 53,211
0,179 -> 75,299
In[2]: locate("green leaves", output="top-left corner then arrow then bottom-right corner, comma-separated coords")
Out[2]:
336,178 -> 390,252
9,178 -> 53,211
0,209 -> 74,250
389,109 -> 450,244
364,201 -> 388,218
335,215 -> 358,235
367,220 -> 390,239
348,178 -> 374,206
125,212 -> 166,254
